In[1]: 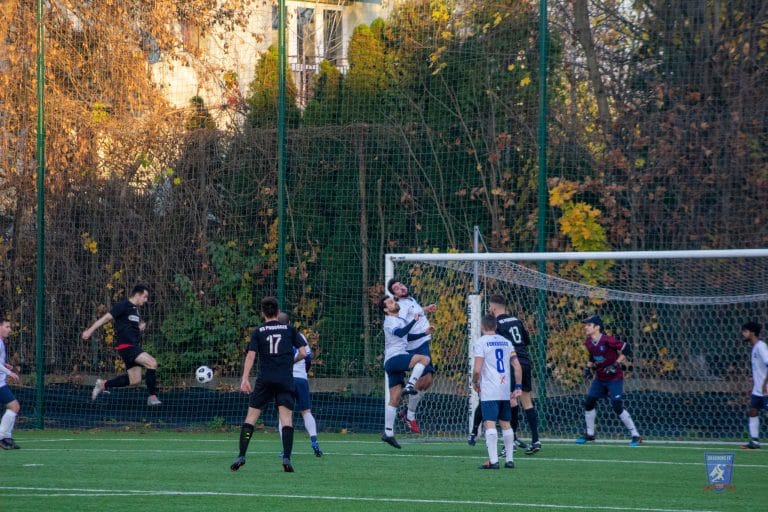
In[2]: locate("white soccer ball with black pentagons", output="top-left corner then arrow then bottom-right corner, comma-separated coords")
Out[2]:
195,365 -> 213,384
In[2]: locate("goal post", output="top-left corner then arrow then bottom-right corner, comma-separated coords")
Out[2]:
385,249 -> 768,441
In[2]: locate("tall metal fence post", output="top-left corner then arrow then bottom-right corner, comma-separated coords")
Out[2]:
35,0 -> 47,429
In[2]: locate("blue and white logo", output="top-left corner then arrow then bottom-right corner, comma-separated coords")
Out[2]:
704,453 -> 735,492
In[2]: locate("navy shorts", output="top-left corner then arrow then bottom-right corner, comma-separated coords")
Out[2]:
294,377 -> 311,411
408,342 -> 435,375
0,385 -> 16,406
749,394 -> 768,410
587,379 -> 624,402
249,379 -> 295,411
117,345 -> 146,369
480,399 -> 512,423
384,353 -> 412,388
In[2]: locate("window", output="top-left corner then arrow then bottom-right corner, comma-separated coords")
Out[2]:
323,10 -> 342,66
297,8 -> 316,65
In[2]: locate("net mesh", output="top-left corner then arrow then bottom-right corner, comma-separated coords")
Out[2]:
391,256 -> 768,440
0,1 -> 767,437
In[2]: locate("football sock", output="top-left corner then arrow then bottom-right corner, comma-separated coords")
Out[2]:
310,435 -> 318,444
145,369 -> 157,395
408,363 -> 426,385
524,407 -> 540,443
585,409 -> 597,436
106,374 -> 130,389
749,416 -> 759,439
384,405 -> 397,437
238,423 -> 255,457
619,410 -> 639,437
485,428 -> 499,464
0,410 -> 17,438
471,405 -> 483,435
302,412 -> 318,437
281,426 -> 295,459
501,428 -> 515,462
510,405 -> 520,432
407,391 -> 423,421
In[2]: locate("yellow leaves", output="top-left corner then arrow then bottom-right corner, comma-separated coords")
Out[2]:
548,181 -> 577,207
81,232 -> 98,254
172,177 -> 182,186
519,74 -> 532,88
91,102 -> 110,124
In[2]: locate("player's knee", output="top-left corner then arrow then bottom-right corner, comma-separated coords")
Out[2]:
611,400 -> 624,415
9,401 -> 20,414
418,354 -> 430,366
583,397 -> 597,411
748,408 -> 760,417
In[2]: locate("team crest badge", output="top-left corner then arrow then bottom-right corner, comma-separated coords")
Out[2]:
704,453 -> 735,492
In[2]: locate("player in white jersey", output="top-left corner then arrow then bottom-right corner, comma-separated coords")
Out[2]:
387,278 -> 437,434
277,313 -> 322,457
741,322 -> 768,449
0,318 -> 21,450
379,295 -> 431,448
472,314 -> 522,469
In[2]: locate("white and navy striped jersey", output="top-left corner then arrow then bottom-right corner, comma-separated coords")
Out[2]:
473,334 -> 517,401
751,340 -> 768,396
396,295 -> 432,351
384,315 -> 413,362
0,339 -> 7,388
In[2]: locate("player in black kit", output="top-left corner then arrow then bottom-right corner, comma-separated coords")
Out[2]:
230,296 -> 307,473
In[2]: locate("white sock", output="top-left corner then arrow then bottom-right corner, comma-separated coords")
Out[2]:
619,410 -> 639,437
0,409 -> 17,438
408,363 -> 425,385
407,392 -> 424,421
302,412 -> 318,437
501,428 -> 515,462
585,409 -> 596,436
485,428 -> 499,464
749,416 -> 760,439
385,405 -> 397,437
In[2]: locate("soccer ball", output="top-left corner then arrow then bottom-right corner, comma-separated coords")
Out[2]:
195,365 -> 213,384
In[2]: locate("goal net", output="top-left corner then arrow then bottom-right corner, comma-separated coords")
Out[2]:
385,250 -> 768,441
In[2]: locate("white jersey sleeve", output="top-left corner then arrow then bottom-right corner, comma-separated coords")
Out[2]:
752,340 -> 768,396
397,296 -> 432,351
293,333 -> 310,379
474,334 -> 516,401
0,340 -> 8,387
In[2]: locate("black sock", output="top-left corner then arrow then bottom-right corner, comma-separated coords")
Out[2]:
239,423 -> 255,457
471,405 -> 483,435
524,407 -> 539,443
281,426 -> 295,460
106,374 -> 130,389
510,405 -> 520,434
145,369 -> 157,395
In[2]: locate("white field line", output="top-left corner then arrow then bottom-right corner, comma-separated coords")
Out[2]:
0,485 -> 725,512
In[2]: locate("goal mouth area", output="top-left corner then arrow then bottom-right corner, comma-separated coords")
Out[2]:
384,250 -> 768,441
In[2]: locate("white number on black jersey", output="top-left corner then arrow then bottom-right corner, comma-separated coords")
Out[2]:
267,334 -> 282,354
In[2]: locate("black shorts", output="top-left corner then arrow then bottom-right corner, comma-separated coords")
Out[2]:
519,360 -> 532,393
249,379 -> 295,411
117,345 -> 145,369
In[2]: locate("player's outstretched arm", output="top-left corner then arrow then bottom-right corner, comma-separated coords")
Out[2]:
240,351 -> 256,393
82,313 -> 114,340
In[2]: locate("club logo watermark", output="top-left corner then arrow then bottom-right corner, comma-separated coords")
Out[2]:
704,453 -> 735,492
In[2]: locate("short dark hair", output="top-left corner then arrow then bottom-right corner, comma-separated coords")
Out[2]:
261,296 -> 279,318
481,314 -> 497,332
387,278 -> 401,295
379,295 -> 390,313
743,321 -> 762,336
489,294 -> 506,307
131,284 -> 150,296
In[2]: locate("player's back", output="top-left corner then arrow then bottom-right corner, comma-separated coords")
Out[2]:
474,334 -> 515,401
249,321 -> 304,383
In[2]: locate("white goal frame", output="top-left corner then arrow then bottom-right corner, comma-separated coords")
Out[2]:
384,248 -> 768,439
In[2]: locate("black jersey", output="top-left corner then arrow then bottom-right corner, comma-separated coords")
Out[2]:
109,299 -> 142,347
495,313 -> 531,365
247,320 -> 306,383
